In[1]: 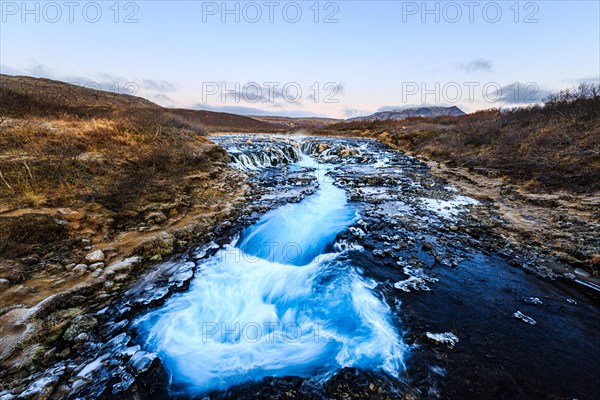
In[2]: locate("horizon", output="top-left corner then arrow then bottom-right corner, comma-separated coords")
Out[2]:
1,1 -> 599,118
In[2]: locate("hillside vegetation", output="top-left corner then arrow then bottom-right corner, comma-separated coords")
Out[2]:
315,84 -> 600,193
0,74 -> 249,289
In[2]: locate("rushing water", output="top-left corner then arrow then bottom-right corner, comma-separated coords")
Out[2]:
135,151 -> 407,396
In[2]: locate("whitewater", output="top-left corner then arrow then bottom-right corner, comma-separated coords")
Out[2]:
134,151 -> 407,396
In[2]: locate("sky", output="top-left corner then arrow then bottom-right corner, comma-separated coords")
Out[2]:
1,0 -> 599,118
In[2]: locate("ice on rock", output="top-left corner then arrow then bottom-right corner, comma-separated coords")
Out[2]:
513,311 -> 537,325
394,265 -> 439,292
136,286 -> 170,306
17,368 -> 63,400
77,354 -> 109,378
333,240 -> 363,253
425,332 -> 460,349
524,297 -> 543,305
168,261 -> 195,288
349,227 -> 365,238
111,372 -> 135,394
192,241 -> 220,260
420,195 -> 479,220
121,345 -> 141,357
372,249 -> 385,257
128,350 -> 157,374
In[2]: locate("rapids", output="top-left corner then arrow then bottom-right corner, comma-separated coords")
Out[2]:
134,145 -> 407,396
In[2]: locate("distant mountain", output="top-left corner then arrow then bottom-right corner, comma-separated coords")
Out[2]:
351,106 -> 465,121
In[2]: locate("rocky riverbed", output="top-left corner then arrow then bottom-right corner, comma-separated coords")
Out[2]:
1,135 -> 598,399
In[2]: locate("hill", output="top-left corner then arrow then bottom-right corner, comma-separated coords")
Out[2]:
251,116 -> 342,130
0,74 -> 282,132
166,108 -> 281,133
351,106 -> 465,121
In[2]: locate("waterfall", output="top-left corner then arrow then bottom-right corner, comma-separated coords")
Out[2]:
134,137 -> 407,397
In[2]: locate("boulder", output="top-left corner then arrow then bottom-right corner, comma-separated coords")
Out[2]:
72,264 -> 88,275
85,250 -> 105,263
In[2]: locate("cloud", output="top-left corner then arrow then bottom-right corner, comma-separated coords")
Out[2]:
148,93 -> 178,107
342,108 -> 371,118
458,58 -> 493,73
140,79 -> 177,92
573,75 -> 600,84
1,63 -> 176,98
490,82 -> 553,104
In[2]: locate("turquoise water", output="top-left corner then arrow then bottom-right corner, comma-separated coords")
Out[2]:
135,155 -> 407,396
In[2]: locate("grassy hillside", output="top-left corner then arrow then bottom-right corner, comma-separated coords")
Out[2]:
314,84 -> 600,193
0,74 -> 248,283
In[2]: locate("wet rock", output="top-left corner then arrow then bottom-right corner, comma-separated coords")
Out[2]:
0,278 -> 10,289
564,272 -> 577,280
372,249 -> 385,257
17,366 -> 64,400
574,268 -> 591,278
56,348 -> 71,359
85,250 -> 105,263
75,354 -> 110,379
169,262 -> 195,288
422,241 -> 433,251
21,256 -> 39,266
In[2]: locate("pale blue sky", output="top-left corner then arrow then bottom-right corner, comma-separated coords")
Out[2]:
1,1 -> 599,117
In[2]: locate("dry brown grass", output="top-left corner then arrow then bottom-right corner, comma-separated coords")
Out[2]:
0,75 -> 238,257
0,114 -> 228,210
314,85 -> 600,193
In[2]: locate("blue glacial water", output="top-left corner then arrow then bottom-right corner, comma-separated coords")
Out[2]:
134,155 -> 407,396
